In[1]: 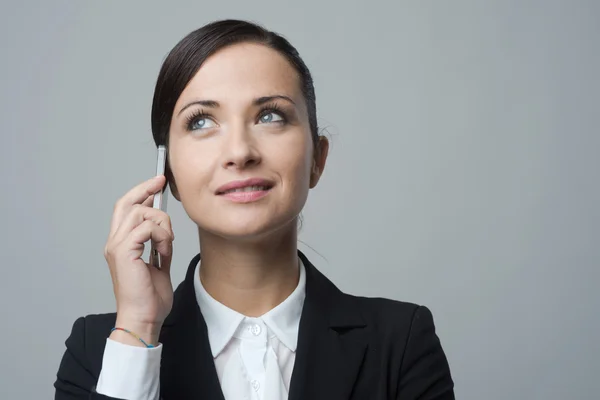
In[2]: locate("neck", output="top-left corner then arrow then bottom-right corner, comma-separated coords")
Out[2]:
197,222 -> 300,317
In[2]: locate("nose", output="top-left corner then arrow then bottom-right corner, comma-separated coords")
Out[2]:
221,123 -> 261,170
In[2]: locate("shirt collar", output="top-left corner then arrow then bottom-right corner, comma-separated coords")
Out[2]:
193,257 -> 306,358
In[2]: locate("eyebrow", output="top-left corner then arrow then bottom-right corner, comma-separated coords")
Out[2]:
177,95 -> 296,116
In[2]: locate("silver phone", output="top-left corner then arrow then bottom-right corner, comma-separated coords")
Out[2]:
151,145 -> 168,269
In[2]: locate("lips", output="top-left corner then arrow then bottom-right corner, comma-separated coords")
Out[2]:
216,178 -> 274,195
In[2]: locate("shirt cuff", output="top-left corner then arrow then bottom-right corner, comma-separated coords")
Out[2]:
96,338 -> 162,400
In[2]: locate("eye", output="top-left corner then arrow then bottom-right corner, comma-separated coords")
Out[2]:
258,112 -> 284,124
191,117 -> 217,130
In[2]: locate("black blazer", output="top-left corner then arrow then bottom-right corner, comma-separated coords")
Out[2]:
55,251 -> 455,399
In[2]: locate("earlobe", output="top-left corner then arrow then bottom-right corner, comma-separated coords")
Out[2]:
309,163 -> 320,188
309,136 -> 329,188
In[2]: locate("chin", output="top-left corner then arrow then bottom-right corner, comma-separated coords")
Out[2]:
198,211 -> 298,242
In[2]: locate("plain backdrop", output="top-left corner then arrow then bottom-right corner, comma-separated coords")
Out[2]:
1,1 -> 599,399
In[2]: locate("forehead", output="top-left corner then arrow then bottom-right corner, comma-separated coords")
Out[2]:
175,42 -> 303,109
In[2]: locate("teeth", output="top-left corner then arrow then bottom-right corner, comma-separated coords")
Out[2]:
224,185 -> 269,194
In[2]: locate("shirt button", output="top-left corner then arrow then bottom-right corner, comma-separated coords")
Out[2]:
250,324 -> 261,336
251,379 -> 260,391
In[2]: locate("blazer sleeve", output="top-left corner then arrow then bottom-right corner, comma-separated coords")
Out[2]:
397,306 -> 455,400
54,317 -> 122,400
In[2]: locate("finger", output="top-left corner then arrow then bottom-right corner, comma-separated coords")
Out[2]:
151,240 -> 173,273
141,194 -> 155,208
109,175 -> 166,237
125,219 -> 173,260
114,205 -> 173,244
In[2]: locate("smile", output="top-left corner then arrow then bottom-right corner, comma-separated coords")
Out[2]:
218,186 -> 272,203
216,178 -> 275,203
220,185 -> 271,194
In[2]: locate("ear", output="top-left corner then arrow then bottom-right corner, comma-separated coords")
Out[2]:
309,136 -> 329,188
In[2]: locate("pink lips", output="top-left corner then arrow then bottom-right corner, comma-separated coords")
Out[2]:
216,178 -> 274,203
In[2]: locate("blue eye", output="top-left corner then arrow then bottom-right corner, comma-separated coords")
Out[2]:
191,117 -> 216,130
259,112 -> 284,124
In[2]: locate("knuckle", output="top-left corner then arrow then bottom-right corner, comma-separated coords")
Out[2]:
136,203 -> 154,215
137,219 -> 154,232
143,218 -> 155,227
130,204 -> 147,219
103,243 -> 113,260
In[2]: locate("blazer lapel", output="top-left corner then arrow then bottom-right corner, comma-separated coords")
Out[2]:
159,253 -> 225,400
156,251 -> 367,400
289,252 -> 369,400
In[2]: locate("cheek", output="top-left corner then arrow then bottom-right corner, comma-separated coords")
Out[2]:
170,142 -> 216,197
275,135 -> 313,197
290,154 -> 311,188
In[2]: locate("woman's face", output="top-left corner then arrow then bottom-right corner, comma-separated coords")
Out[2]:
168,42 -> 327,241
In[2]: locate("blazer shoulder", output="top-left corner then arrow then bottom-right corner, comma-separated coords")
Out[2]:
55,312 -> 118,396
79,312 -> 118,329
343,295 -> 455,397
73,312 -> 118,341
64,312 -> 117,373
345,294 -> 439,335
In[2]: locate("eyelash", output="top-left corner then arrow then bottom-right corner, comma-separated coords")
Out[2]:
184,102 -> 288,131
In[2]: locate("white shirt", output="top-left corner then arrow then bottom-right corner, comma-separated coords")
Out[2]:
96,257 -> 306,400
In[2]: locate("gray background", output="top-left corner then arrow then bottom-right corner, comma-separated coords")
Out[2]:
1,1 -> 598,399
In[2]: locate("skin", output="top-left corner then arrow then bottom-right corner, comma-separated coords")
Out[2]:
105,42 -> 329,347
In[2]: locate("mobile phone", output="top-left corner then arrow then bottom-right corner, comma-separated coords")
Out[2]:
151,145 -> 168,269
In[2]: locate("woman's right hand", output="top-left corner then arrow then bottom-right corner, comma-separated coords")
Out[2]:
103,175 -> 175,347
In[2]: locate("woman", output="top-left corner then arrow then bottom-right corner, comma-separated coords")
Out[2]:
54,19 -> 454,400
